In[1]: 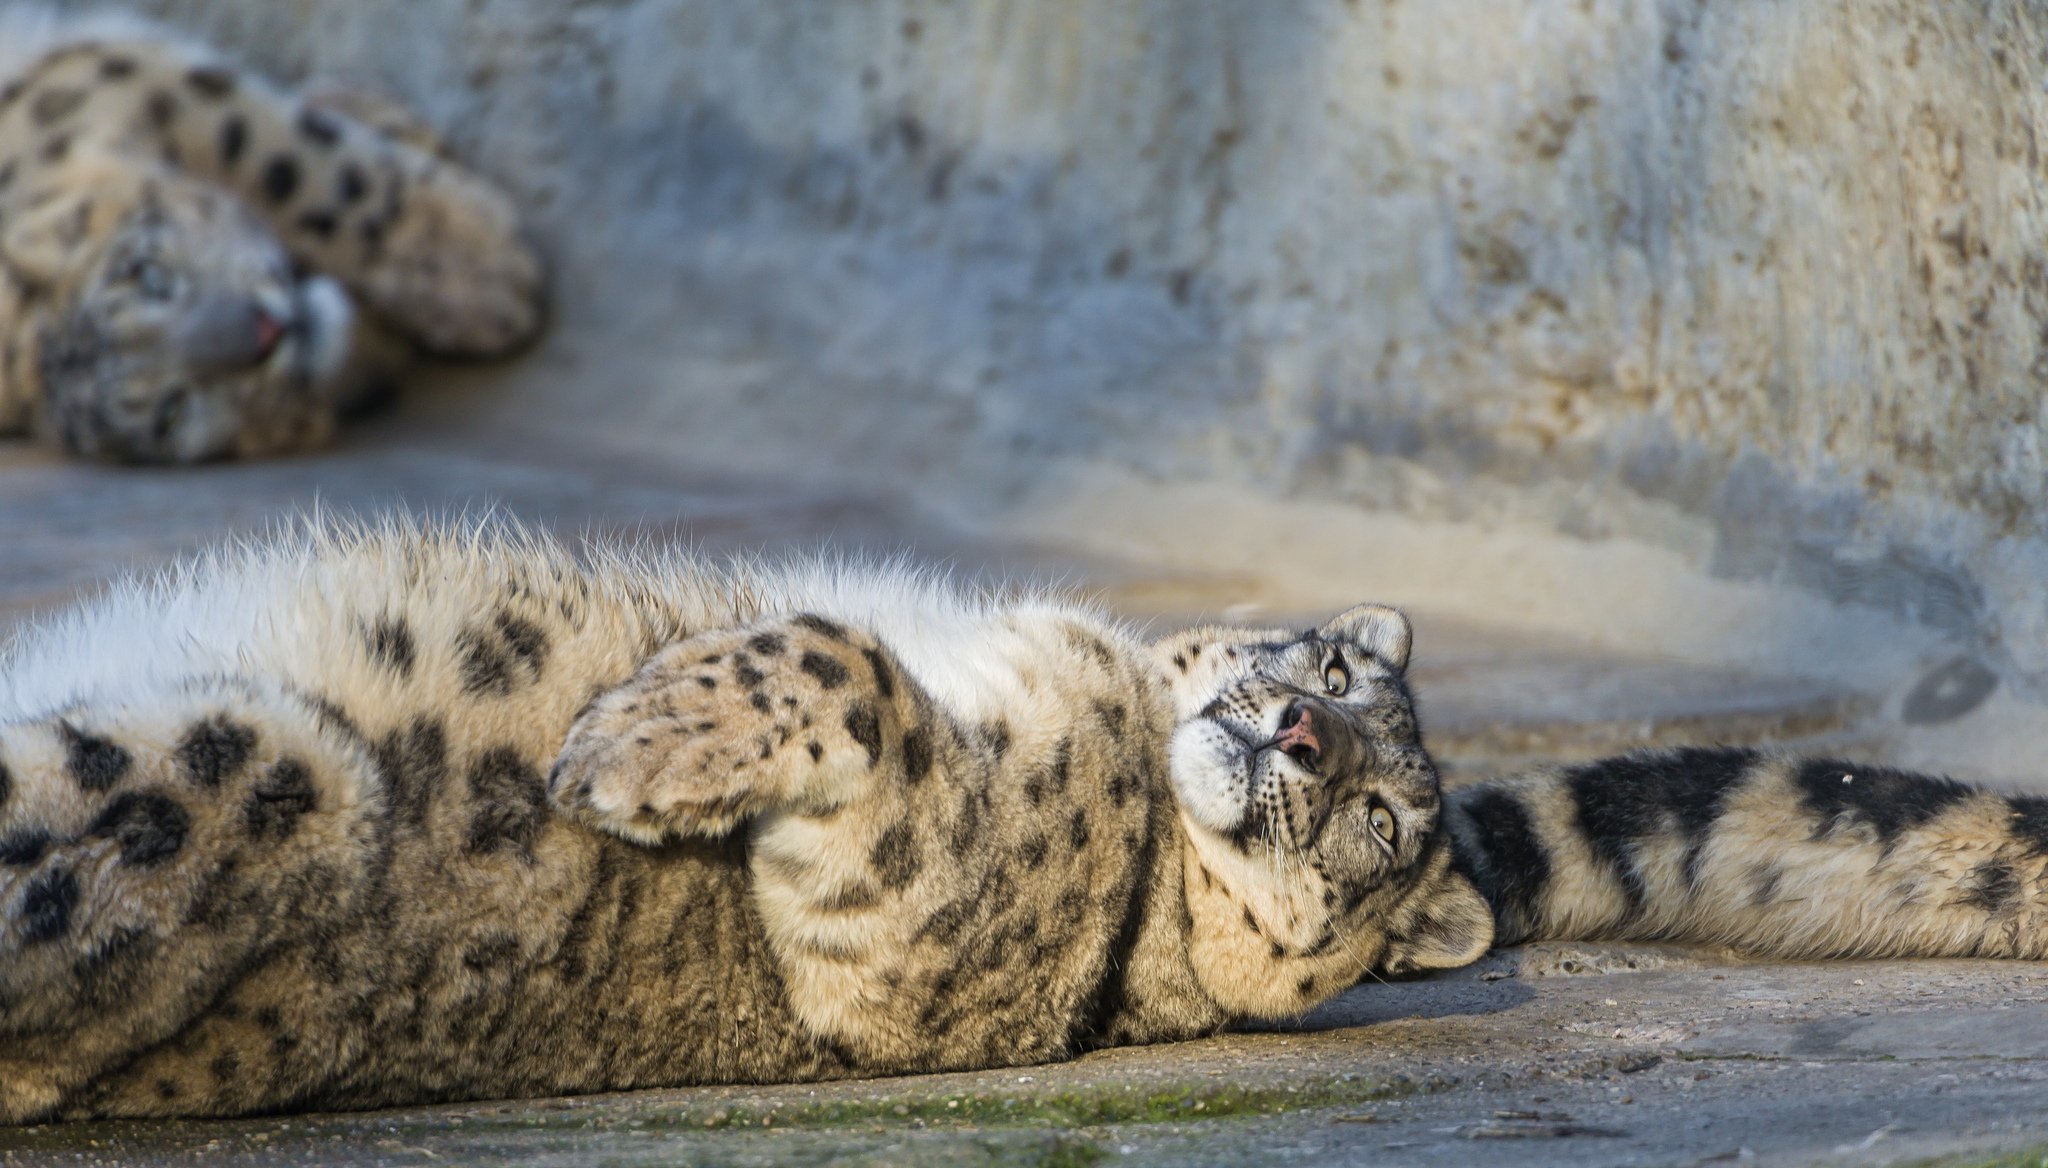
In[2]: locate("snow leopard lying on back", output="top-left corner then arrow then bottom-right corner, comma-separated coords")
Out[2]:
0,520 -> 2042,1120
0,11 -> 544,462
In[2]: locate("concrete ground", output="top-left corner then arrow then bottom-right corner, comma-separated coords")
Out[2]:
0,428 -> 2042,1167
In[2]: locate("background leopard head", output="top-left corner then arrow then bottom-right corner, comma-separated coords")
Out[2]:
1,150 -> 354,463
1153,604 -> 1492,1016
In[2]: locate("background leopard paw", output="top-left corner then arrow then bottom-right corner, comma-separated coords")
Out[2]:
363,167 -> 547,359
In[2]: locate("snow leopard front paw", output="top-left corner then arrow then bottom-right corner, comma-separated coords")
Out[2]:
550,616 -> 894,844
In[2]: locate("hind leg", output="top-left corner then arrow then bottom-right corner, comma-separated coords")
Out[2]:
0,677 -> 382,1121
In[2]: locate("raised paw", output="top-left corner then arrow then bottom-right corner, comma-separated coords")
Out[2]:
549,617 -> 894,844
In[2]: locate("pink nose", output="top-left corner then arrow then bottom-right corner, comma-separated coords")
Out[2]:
252,310 -> 285,361
1273,706 -> 1321,765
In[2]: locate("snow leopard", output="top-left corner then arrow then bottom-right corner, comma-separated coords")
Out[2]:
0,519 -> 2038,1120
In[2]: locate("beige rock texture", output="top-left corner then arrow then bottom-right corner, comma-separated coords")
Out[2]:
84,0 -> 2048,761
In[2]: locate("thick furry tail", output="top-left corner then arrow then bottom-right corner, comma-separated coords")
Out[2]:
1446,746 -> 2048,959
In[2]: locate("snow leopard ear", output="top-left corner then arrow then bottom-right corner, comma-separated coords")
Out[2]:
1379,866 -> 1493,975
1320,604 -> 1411,673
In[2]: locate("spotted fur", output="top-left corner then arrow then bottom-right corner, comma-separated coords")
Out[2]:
1448,747 -> 2048,958
0,519 -> 2038,1122
0,519 -> 1497,1121
0,10 -> 544,462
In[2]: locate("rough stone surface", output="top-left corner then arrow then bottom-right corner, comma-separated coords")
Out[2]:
102,0 -> 2048,703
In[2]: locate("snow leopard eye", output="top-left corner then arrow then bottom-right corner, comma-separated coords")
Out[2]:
1322,653 -> 1351,696
1368,802 -> 1397,846
121,258 -> 180,301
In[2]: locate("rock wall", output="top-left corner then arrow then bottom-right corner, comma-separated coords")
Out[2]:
108,0 -> 2048,696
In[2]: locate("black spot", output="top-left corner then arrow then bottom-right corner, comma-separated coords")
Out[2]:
1792,757 -> 1973,846
459,629 -> 512,694
89,791 -> 191,866
793,613 -> 849,641
0,830 -> 50,866
208,1049 -> 241,1083
458,615 -> 547,696
145,89 -> 176,128
2012,796 -> 2048,856
1962,858 -> 2020,914
1093,701 -> 1128,735
245,758 -> 318,840
817,881 -> 880,912
1563,746 -> 1759,912
364,617 -> 416,677
30,87 -> 86,126
295,209 -> 338,240
981,720 -> 1011,758
1081,635 -> 1118,669
915,897 -> 975,947
1241,906 -> 1262,935
261,155 -> 300,203
901,726 -> 933,784
0,160 -> 14,193
1068,807 -> 1090,850
1020,834 -> 1049,869
359,216 -> 385,259
0,759 -> 9,811
307,695 -> 364,743
800,651 -> 849,689
62,723 -> 131,792
155,1079 -> 179,1101
1451,787 -> 1551,942
749,632 -> 786,656
872,820 -> 919,888
297,105 -> 342,146
807,741 -> 823,762
464,747 -> 547,857
38,132 -> 70,164
750,692 -> 773,714
217,113 -> 247,167
1297,974 -> 1318,997
463,932 -> 521,971
948,789 -> 983,858
1057,886 -> 1089,924
185,66 -> 236,98
337,163 -> 367,204
1173,654 -> 1187,671
97,56 -> 137,80
496,612 -> 549,670
1106,768 -> 1136,807
862,647 -> 895,698
844,703 -> 883,766
20,867 -> 78,944
375,716 -> 448,828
